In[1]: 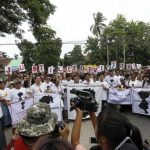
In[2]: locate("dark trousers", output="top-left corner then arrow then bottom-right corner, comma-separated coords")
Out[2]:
0,118 -> 7,150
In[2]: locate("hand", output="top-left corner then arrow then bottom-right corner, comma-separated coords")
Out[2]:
6,100 -> 11,106
70,102 -> 83,115
12,129 -> 20,140
59,123 -> 70,140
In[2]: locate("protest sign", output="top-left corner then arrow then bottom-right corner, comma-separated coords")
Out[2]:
19,64 -> 25,72
5,66 -> 12,75
32,66 -> 38,74
48,66 -> 54,74
38,64 -> 45,73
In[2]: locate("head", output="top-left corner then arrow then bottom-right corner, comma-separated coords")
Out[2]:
96,109 -> 143,150
84,73 -> 90,81
45,77 -> 51,83
0,81 -> 6,90
66,73 -> 72,81
35,75 -> 42,85
98,74 -> 104,82
131,73 -> 136,81
109,70 -> 114,77
33,136 -> 74,150
73,74 -> 80,83
14,79 -> 22,89
136,73 -> 142,80
23,80 -> 30,88
17,102 -> 58,147
53,78 -> 60,87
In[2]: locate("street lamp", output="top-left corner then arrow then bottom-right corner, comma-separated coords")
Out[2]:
106,36 -> 109,67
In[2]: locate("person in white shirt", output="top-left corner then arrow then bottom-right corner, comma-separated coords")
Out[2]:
134,73 -> 143,88
31,75 -> 45,96
42,76 -> 54,94
82,73 -> 94,84
7,79 -> 27,103
0,102 -> 6,150
96,74 -> 109,110
126,73 -> 137,87
73,74 -> 82,84
105,70 -> 121,88
0,80 -> 12,126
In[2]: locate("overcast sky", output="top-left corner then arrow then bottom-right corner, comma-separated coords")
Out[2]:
0,0 -> 150,58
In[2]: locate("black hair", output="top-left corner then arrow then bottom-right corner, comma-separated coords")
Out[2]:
96,109 -> 143,150
35,75 -> 41,80
34,136 -> 74,150
23,80 -> 30,88
66,73 -> 72,78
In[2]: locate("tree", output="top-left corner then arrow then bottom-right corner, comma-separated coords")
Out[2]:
17,39 -> 35,70
64,45 -> 85,66
90,12 -> 106,38
0,0 -> 55,38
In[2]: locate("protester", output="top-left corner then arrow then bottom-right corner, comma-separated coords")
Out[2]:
0,97 -> 7,150
82,73 -> 94,84
95,73 -> 109,110
31,75 -> 45,96
0,80 -> 12,127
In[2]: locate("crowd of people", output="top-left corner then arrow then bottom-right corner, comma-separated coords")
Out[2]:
0,69 -> 150,150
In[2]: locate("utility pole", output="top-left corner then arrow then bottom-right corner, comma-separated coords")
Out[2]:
123,37 -> 126,69
106,36 -> 109,67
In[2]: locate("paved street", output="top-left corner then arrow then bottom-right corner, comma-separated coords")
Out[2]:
4,112 -> 150,149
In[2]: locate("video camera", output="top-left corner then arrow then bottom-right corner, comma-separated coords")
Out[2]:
70,88 -> 99,112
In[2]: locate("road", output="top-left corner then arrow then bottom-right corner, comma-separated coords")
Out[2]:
4,112 -> 150,149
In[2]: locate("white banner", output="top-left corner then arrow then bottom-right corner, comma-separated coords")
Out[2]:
119,63 -> 125,70
108,88 -> 131,105
9,98 -> 34,125
58,66 -> 63,73
111,61 -> 117,69
38,64 -> 45,73
72,65 -> 77,72
80,65 -> 85,73
32,66 -> 38,74
132,88 -> 150,115
9,94 -> 63,125
48,66 -> 54,74
132,63 -> 136,70
136,64 -> 142,69
67,84 -> 103,119
67,66 -> 72,73
19,64 -> 26,72
5,66 -> 12,75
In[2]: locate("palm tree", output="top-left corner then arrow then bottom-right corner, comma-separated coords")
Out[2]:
90,12 -> 106,38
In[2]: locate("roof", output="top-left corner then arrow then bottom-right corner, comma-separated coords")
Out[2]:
8,58 -> 23,67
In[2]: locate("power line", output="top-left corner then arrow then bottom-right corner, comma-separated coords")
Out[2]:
0,40 -> 86,46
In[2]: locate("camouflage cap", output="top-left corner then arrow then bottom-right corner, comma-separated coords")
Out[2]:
17,102 -> 58,137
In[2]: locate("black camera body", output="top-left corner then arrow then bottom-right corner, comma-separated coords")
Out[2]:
39,96 -> 53,104
70,88 -> 98,112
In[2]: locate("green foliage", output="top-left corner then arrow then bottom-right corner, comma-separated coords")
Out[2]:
86,12 -> 150,66
64,45 -> 85,66
0,0 -> 55,38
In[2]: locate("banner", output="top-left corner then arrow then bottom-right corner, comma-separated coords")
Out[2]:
126,64 -> 132,70
48,66 -> 54,74
132,63 -> 136,70
97,65 -> 105,72
5,66 -> 12,75
32,66 -> 38,74
108,88 -> 131,105
119,63 -> 125,70
111,61 -> 117,69
67,84 -> 103,119
136,64 -> 142,69
38,64 -> 45,73
9,94 -> 63,124
58,66 -> 63,73
72,65 -> 77,72
80,65 -> 85,73
19,64 -> 26,72
132,88 -> 150,115
67,66 -> 72,73
9,98 -> 34,125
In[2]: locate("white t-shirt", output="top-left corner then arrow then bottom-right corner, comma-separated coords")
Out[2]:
0,92 -> 3,118
7,87 -> 27,103
134,80 -> 143,88
105,75 -> 121,87
82,79 -> 94,84
0,88 -> 9,100
95,80 -> 109,100
51,85 -> 64,94
31,83 -> 45,96
42,81 -> 54,93
126,80 -> 136,87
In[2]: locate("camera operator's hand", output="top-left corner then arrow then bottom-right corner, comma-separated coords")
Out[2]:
59,123 -> 70,141
89,111 -> 97,130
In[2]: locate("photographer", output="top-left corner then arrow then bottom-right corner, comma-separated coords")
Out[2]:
5,102 -> 70,150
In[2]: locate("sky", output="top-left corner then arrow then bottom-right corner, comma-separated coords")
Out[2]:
0,0 -> 150,58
